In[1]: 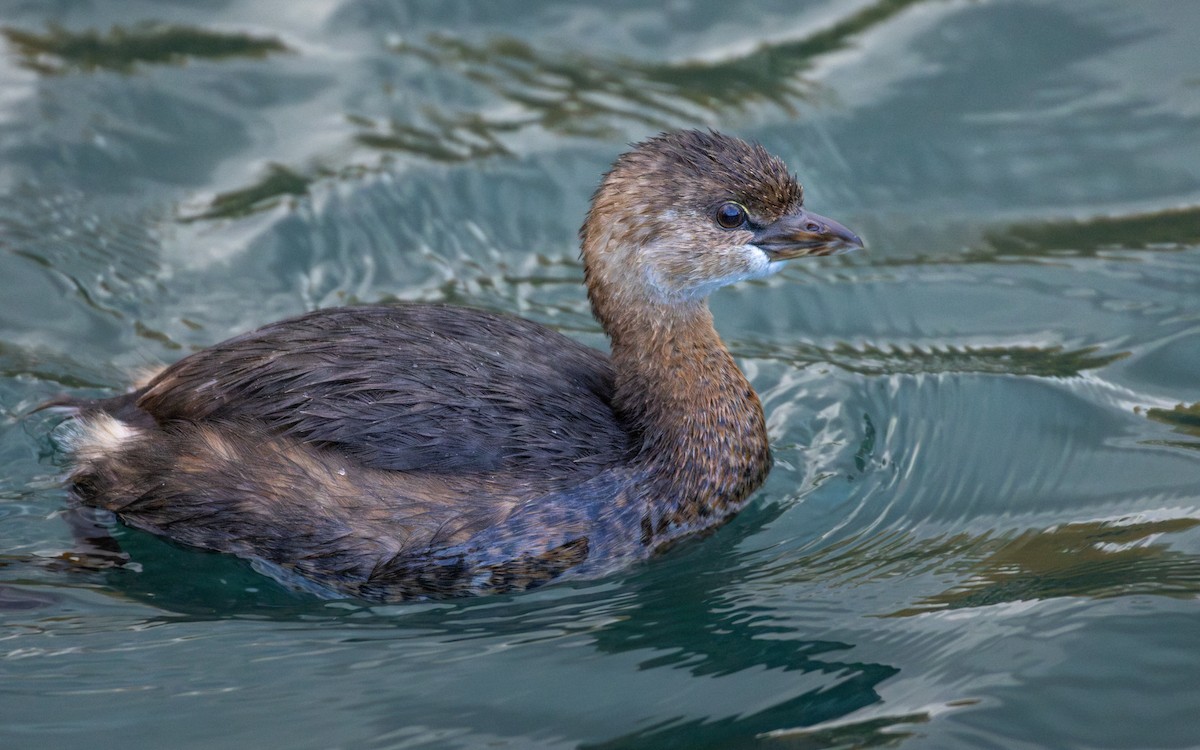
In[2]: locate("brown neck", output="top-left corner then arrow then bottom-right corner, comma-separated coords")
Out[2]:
601,297 -> 772,535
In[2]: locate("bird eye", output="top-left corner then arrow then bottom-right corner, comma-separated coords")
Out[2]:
715,202 -> 748,229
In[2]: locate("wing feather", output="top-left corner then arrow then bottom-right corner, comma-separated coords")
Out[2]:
134,304 -> 632,475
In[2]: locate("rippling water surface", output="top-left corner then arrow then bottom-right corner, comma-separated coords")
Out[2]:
2,1 -> 1199,748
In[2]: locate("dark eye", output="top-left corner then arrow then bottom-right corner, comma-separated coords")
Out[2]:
715,202 -> 748,229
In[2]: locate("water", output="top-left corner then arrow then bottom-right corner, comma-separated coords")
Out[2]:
2,1 -> 1199,747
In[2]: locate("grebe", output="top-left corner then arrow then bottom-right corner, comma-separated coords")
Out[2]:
61,130 -> 862,600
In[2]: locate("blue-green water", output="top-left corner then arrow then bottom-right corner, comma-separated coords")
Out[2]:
2,1 -> 1199,747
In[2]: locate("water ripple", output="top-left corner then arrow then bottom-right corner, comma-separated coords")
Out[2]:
1,23 -> 289,75
188,0 -> 939,218
1144,400 -> 1200,452
887,511 -> 1200,617
743,340 -> 1126,378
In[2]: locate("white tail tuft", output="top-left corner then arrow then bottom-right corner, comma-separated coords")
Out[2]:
67,414 -> 143,465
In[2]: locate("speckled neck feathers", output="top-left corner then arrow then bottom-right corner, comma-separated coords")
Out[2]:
608,304 -> 771,533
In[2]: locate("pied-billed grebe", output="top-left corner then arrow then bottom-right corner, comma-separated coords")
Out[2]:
60,130 -> 862,600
